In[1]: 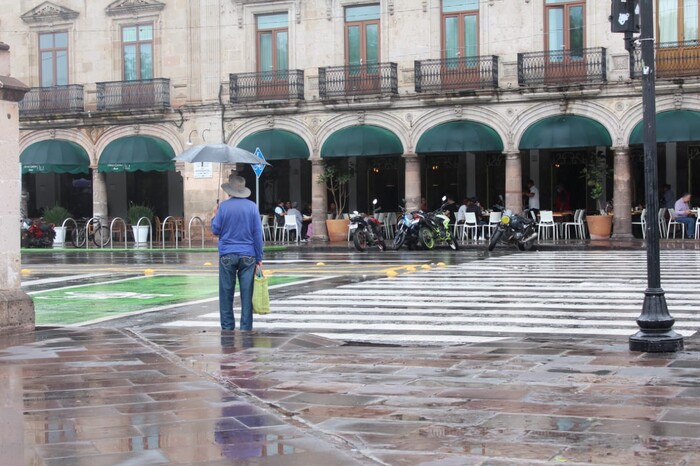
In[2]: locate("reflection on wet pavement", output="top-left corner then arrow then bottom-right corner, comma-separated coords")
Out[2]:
2,325 -> 700,465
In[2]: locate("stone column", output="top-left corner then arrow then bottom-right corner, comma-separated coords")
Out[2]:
403,153 -> 421,212
504,151 -> 523,214
311,158 -> 328,241
612,146 -> 633,239
0,42 -> 32,335
92,168 -> 108,218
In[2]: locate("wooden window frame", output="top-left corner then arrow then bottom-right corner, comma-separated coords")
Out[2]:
440,6 -> 479,60
656,0 -> 700,43
256,24 -> 288,73
121,23 -> 154,81
544,0 -> 586,54
38,31 -> 69,87
344,18 -> 381,66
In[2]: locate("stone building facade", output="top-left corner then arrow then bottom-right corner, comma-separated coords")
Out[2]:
4,0 -> 700,240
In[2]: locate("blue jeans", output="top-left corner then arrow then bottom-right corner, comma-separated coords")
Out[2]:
675,216 -> 696,238
218,254 -> 256,331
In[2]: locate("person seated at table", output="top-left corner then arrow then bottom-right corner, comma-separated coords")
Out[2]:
466,198 -> 486,225
285,202 -> 304,241
458,198 -> 468,217
442,195 -> 459,223
673,193 -> 696,239
554,184 -> 571,212
274,200 -> 286,226
301,203 -> 312,240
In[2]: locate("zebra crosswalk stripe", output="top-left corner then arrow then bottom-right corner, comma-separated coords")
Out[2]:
164,250 -> 700,345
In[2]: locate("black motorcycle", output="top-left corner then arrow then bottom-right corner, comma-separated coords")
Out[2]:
488,209 -> 538,251
21,218 -> 56,248
351,199 -> 386,252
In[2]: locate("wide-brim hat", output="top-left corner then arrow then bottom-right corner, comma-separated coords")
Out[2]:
221,174 -> 251,198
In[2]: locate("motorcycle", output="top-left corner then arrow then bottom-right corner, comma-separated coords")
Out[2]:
393,206 -> 425,250
487,209 -> 538,251
422,197 -> 459,250
350,199 -> 385,252
21,218 -> 56,248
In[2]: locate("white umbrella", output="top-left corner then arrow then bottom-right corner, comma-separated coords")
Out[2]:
174,144 -> 270,203
174,143 -> 270,165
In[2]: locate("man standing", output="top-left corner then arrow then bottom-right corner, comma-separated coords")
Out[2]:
523,179 -> 540,216
661,184 -> 675,209
211,174 -> 263,331
673,193 -> 696,239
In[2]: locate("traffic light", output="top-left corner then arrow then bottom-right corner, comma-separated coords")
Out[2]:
611,0 -> 640,33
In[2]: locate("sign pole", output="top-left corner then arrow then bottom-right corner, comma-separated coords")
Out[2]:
251,147 -> 267,213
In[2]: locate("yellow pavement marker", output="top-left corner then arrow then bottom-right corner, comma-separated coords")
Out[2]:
144,269 -> 156,276
21,269 -> 32,276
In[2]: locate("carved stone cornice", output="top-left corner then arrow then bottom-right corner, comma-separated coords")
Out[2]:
105,0 -> 165,17
21,2 -> 79,25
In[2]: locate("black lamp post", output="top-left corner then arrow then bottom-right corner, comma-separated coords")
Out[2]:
623,0 -> 683,352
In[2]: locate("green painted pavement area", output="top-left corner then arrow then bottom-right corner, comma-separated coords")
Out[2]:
32,274 -> 299,325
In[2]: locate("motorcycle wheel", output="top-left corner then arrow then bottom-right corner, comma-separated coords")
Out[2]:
93,226 -> 111,248
420,227 -> 435,249
488,230 -> 503,251
71,227 -> 86,248
353,230 -> 368,251
449,235 -> 459,251
393,231 -> 405,250
518,238 -> 536,251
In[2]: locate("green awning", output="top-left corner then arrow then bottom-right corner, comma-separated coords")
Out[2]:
237,130 -> 309,160
519,115 -> 612,150
416,120 -> 504,153
629,110 -> 700,144
98,136 -> 175,173
321,125 -> 403,157
20,140 -> 90,174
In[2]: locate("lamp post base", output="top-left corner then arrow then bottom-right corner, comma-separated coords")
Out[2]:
629,330 -> 684,353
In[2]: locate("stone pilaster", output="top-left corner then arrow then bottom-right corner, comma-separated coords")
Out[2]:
612,146 -> 633,239
311,158 -> 328,241
403,153 -> 421,212
92,168 -> 108,218
0,42 -> 33,335
504,151 -> 523,214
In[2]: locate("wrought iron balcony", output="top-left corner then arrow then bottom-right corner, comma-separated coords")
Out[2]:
631,40 -> 700,79
518,48 -> 606,86
318,62 -> 398,100
96,78 -> 170,111
229,70 -> 304,103
414,56 -> 499,93
19,85 -> 84,116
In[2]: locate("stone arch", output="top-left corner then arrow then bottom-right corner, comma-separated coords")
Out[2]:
227,118 -> 315,158
410,106 -> 510,152
316,112 -> 410,156
511,101 -> 621,149
19,129 -> 95,164
95,125 -> 184,161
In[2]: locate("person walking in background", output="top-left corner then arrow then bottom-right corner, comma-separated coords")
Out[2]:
673,193 -> 696,239
523,179 -> 540,216
554,184 -> 571,212
211,174 -> 263,331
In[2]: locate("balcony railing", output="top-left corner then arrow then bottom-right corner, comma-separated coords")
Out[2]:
19,85 -> 84,116
631,40 -> 700,79
229,70 -> 304,103
414,56 -> 499,93
518,47 -> 606,86
96,78 -> 170,111
318,62 -> 398,99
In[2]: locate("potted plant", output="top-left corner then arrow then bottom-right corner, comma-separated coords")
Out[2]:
42,205 -> 72,247
581,151 -> 613,240
317,160 -> 354,242
127,203 -> 154,247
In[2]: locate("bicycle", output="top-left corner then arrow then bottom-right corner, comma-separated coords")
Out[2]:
71,217 -> 111,248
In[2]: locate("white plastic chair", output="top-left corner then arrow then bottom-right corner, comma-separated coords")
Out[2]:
273,214 -> 286,241
282,214 -> 300,242
695,210 -> 700,239
631,209 -> 646,240
562,209 -> 584,239
383,212 -> 397,239
487,212 -> 502,237
463,212 -> 480,241
260,214 -> 272,241
453,211 -> 466,238
658,208 -> 667,238
538,210 -> 558,240
375,212 -> 387,238
666,209 -> 686,239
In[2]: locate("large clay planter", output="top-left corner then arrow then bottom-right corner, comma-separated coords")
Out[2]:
325,218 -> 350,242
587,215 -> 613,240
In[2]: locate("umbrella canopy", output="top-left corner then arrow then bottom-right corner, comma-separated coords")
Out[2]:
175,144 -> 270,165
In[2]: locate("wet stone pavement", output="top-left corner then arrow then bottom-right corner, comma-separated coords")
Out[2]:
1,327 -> 700,465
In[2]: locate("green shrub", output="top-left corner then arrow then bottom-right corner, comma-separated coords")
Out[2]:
42,205 -> 72,225
127,204 -> 154,225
